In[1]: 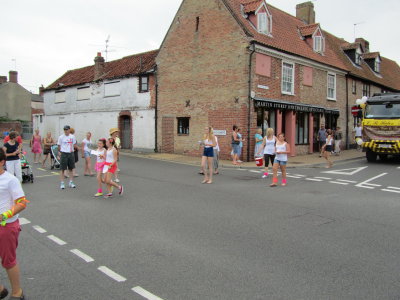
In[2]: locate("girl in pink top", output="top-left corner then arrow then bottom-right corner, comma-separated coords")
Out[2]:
30,129 -> 42,163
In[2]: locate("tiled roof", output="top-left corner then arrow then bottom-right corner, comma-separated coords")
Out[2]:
45,50 -> 158,90
363,52 -> 380,60
242,0 -> 262,13
341,42 -> 361,51
325,32 -> 400,90
226,0 -> 348,71
224,0 -> 400,91
298,23 -> 319,37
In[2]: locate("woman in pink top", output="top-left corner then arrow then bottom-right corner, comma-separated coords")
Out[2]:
30,129 -> 42,163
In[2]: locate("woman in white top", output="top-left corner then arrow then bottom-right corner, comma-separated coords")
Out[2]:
258,128 -> 276,178
201,127 -> 217,184
102,138 -> 123,198
270,133 -> 291,187
92,139 -> 107,197
81,132 -> 94,176
322,129 -> 333,168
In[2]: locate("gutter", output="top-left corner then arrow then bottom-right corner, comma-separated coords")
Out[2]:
247,41 -> 256,162
154,65 -> 159,153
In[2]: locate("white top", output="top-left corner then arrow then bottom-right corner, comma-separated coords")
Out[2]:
263,136 -> 276,155
355,126 -> 362,136
213,136 -> 220,151
326,136 -> 333,146
204,138 -> 214,148
58,134 -> 77,153
275,142 -> 288,162
91,149 -> 106,163
105,149 -> 115,163
0,171 -> 25,224
82,138 -> 92,152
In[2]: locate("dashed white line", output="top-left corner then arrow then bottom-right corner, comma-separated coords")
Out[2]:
19,218 -> 31,225
286,175 -> 302,179
70,249 -> 94,263
32,225 -> 47,233
388,186 -> 400,190
132,286 -> 164,300
291,174 -> 306,177
306,178 -> 323,182
336,179 -> 357,183
330,181 -> 349,185
249,170 -> 261,173
98,266 -> 126,282
314,177 -> 332,180
47,235 -> 67,246
382,189 -> 400,194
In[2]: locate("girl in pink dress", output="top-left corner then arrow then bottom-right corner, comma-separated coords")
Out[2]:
31,129 -> 42,163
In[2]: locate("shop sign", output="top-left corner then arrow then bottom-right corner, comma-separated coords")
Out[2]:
213,130 -> 227,136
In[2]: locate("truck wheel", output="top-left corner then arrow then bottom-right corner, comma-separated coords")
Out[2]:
366,150 -> 377,162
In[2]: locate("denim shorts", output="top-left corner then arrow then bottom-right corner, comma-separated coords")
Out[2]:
274,159 -> 287,166
203,147 -> 214,157
84,151 -> 91,158
232,144 -> 240,155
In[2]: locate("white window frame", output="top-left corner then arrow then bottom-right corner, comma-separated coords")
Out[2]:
355,47 -> 362,65
313,35 -> 325,53
374,58 -> 381,73
327,73 -> 336,100
281,61 -> 295,95
257,13 -> 268,34
55,90 -> 66,103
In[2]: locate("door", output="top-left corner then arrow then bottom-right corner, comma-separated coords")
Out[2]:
313,114 -> 320,152
121,116 -> 131,149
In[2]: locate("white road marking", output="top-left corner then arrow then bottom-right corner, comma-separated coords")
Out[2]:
323,166 -> 368,176
357,185 -> 374,189
355,173 -> 387,189
314,177 -> 332,180
70,249 -> 94,263
97,266 -> 126,282
47,235 -> 67,246
35,174 -> 59,178
291,174 -> 305,177
336,179 -> 357,183
19,218 -> 31,225
51,172 -> 59,175
330,181 -> 349,185
37,168 -> 46,171
286,175 -> 302,178
32,225 -> 47,233
388,186 -> 400,190
249,170 -> 261,173
382,189 -> 400,194
132,286 -> 165,300
306,178 -> 323,182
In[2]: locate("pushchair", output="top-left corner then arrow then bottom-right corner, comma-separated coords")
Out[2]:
20,153 -> 34,183
50,144 -> 61,170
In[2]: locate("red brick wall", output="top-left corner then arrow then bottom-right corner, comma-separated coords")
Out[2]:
156,0 -> 251,159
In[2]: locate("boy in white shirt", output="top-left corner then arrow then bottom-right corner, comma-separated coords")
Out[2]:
0,148 -> 28,299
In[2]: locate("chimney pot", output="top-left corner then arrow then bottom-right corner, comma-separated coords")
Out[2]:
9,71 -> 18,84
296,1 -> 315,25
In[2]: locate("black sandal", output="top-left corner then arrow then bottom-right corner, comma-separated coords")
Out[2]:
0,287 -> 8,299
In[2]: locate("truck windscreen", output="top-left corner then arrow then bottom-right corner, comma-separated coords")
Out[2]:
365,103 -> 400,119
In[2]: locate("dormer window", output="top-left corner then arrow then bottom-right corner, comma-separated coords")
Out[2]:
355,47 -> 362,65
257,12 -> 268,34
313,36 -> 322,52
374,57 -> 381,73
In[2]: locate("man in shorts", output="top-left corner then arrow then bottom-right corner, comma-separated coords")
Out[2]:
0,148 -> 28,299
57,125 -> 77,189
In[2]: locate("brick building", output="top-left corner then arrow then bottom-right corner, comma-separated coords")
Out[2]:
156,0 -> 400,160
43,50 -> 158,150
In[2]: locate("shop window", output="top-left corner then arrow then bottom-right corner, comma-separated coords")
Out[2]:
256,108 -> 276,136
177,117 -> 190,135
295,112 -> 309,145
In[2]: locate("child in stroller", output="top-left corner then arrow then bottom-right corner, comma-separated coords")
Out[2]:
50,144 -> 61,170
20,152 -> 34,183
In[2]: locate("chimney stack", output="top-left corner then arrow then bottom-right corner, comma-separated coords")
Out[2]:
355,38 -> 370,53
39,85 -> 45,96
296,2 -> 315,25
9,71 -> 18,83
0,76 -> 7,84
94,52 -> 105,80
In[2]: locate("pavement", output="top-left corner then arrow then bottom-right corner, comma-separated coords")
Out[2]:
120,148 -> 365,169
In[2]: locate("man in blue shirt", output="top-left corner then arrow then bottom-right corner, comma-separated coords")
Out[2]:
317,124 -> 326,157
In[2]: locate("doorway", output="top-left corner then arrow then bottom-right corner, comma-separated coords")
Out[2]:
313,114 -> 320,152
120,116 -> 131,149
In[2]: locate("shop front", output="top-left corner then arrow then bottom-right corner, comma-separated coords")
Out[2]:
254,98 -> 339,155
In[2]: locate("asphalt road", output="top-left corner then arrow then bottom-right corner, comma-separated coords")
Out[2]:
3,152 -> 400,300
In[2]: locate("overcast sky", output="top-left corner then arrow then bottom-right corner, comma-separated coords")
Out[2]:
1,0 -> 399,93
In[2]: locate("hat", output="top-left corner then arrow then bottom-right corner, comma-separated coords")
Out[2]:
109,128 -> 119,135
63,125 -> 70,130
